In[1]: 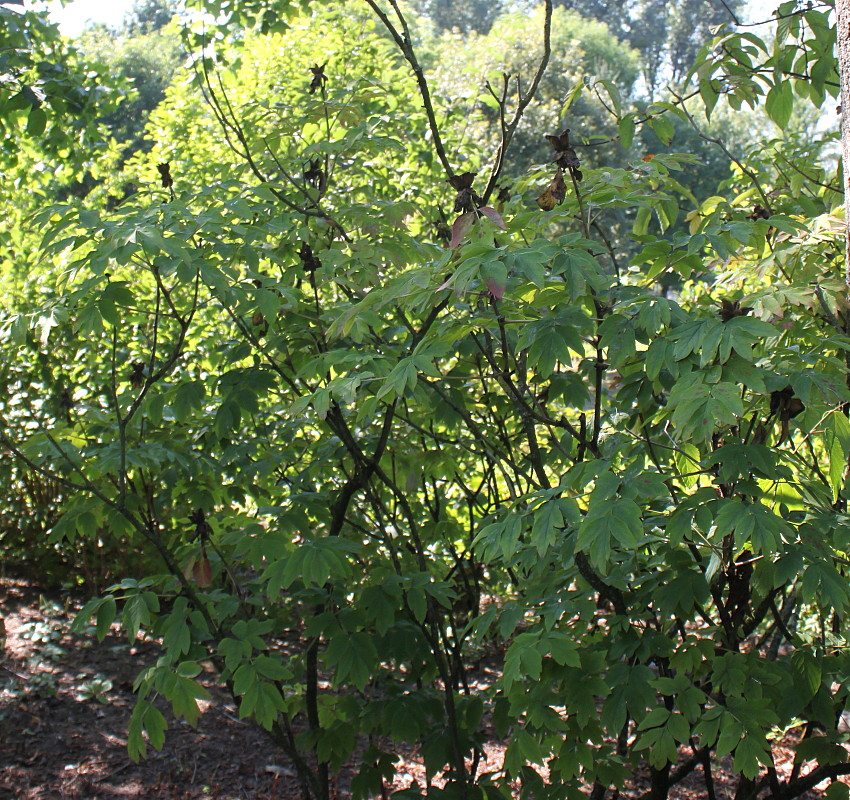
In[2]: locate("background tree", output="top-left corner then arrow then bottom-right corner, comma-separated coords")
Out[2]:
411,0 -> 746,93
77,0 -> 183,162
428,7 -> 640,176
0,0 -> 127,585
538,0 -> 746,94
836,0 -> 850,283
0,0 -> 117,168
124,0 -> 180,35
407,0 -> 507,33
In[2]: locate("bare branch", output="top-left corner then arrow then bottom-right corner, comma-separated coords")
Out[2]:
482,0 -> 553,204
363,0 -> 454,177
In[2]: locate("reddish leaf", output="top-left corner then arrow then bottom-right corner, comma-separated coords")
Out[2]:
484,278 -> 505,300
481,261 -> 507,300
184,552 -> 213,587
193,556 -> 213,587
478,206 -> 506,230
450,211 -> 475,249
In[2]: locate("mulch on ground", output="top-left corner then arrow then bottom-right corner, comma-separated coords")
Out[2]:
1,579 -> 302,799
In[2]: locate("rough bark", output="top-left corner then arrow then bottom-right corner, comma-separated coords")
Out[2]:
836,0 -> 850,286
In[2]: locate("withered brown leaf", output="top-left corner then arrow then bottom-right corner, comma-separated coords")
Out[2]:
448,172 -> 481,214
448,172 -> 475,191
303,158 -> 326,191
770,386 -> 805,421
157,162 -> 173,189
309,63 -> 327,94
746,204 -> 770,221
546,129 -> 581,172
299,242 -> 321,273
537,169 -> 567,211
128,361 -> 145,389
189,508 -> 210,542
718,298 -> 753,322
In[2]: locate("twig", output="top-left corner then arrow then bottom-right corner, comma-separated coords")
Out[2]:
714,0 -> 741,25
482,0 -> 553,204
363,0 -> 453,177
672,87 -> 773,215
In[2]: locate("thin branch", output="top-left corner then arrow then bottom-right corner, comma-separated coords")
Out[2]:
469,331 -> 595,455
188,40 -> 349,237
733,3 -> 832,28
778,152 -> 843,194
0,432 -> 90,495
482,0 -> 553,204
782,762 -> 850,796
363,0 -> 453,177
714,0 -> 741,25
672,87 -> 773,215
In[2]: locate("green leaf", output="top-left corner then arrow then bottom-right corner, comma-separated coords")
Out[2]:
715,715 -> 743,757
530,499 -> 564,556
638,707 -> 671,730
473,514 -> 523,563
765,80 -> 794,128
128,700 -> 167,762
173,380 -> 206,420
407,585 -> 427,624
233,663 -> 258,696
122,593 -> 154,642
648,114 -> 674,145
517,309 -> 587,377
377,357 -> 420,401
160,601 -> 191,658
618,115 -> 635,150
829,434 -> 843,503
325,632 -> 378,691
96,596 -> 117,641
167,675 -> 210,726
577,497 -> 642,571
825,783 -> 850,800
254,654 -> 290,681
666,712 -> 690,744
700,79 -> 720,119
669,375 -> 743,443
544,631 -> 581,668
503,633 -> 543,689
734,734 -> 769,779
26,106 -> 47,136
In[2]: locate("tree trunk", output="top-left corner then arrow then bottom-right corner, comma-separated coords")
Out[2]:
649,765 -> 670,800
836,0 -> 850,286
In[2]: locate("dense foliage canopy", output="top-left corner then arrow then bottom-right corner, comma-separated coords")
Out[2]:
2,0 -> 850,799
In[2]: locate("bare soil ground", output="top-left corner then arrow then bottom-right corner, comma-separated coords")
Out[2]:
1,579 -> 305,799
0,579 -> 833,799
